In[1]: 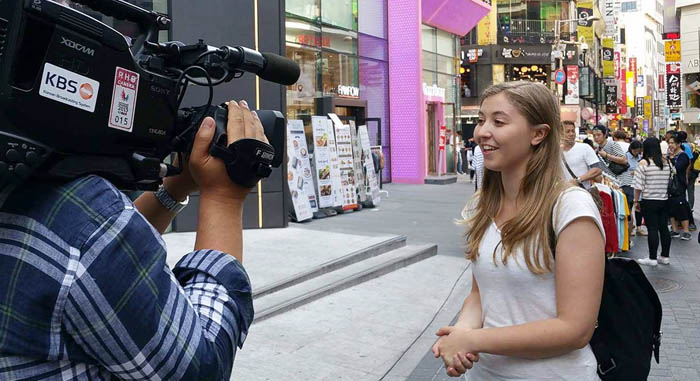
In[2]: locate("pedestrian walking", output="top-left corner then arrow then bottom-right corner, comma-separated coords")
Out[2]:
667,135 -> 692,241
433,81 -> 604,379
612,129 -> 630,152
633,137 -> 673,266
626,141 -> 647,236
677,131 -> 696,230
560,120 -> 602,189
592,125 -> 629,180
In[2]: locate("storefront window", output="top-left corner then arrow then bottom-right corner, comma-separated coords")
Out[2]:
422,25 -> 437,53
358,0 -> 386,38
505,64 -> 550,85
286,19 -> 324,48
422,52 -> 437,73
436,30 -> 455,57
286,43 -> 321,129
497,0 -> 570,44
437,55 -> 456,75
321,0 -> 357,31
685,73 -> 700,109
323,26 -> 358,55
423,70 -> 437,85
287,0 -> 321,21
321,52 -> 358,96
461,65 -> 476,98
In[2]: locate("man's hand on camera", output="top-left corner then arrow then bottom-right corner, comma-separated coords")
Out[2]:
190,100 -> 269,203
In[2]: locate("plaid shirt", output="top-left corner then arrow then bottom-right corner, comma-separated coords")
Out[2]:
0,176 -> 253,380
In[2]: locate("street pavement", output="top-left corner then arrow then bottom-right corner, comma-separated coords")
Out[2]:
407,186 -> 700,381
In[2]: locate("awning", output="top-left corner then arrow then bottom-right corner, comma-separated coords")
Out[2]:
422,0 -> 491,36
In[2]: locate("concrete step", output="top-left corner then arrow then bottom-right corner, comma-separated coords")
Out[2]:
424,175 -> 457,185
253,235 -> 407,299
253,244 -> 438,323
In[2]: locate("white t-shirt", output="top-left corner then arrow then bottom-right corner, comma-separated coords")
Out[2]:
465,188 -> 605,381
562,143 -> 600,189
660,140 -> 669,155
615,140 -> 630,152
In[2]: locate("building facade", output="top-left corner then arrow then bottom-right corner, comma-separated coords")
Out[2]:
676,0 -> 700,140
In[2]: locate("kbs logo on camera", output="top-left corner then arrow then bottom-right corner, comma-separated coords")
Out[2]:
39,63 -> 100,112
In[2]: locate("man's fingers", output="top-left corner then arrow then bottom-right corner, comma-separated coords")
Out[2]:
191,117 -> 215,161
227,101 -> 245,144
452,354 -> 467,374
252,111 -> 269,143
457,353 -> 473,370
239,100 -> 256,139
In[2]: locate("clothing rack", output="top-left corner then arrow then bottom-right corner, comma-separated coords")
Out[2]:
601,172 -> 621,188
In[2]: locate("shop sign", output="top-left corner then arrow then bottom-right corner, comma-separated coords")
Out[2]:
614,51 -> 621,80
439,125 -> 447,150
643,119 -> 649,133
664,40 -> 680,62
423,83 -> 446,99
296,34 -> 330,48
497,45 -> 575,64
626,70 -> 635,107
602,38 -> 614,78
635,97 -> 644,117
337,85 -> 360,98
605,85 -> 617,114
462,48 -> 483,63
644,96 -> 652,119
658,74 -> 665,91
603,0 -> 616,36
666,73 -> 681,107
620,68 -> 627,114
629,58 -> 637,77
666,62 -> 681,74
577,1 -> 594,44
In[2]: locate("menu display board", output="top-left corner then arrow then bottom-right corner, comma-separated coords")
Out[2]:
311,116 -> 342,208
287,120 -> 318,219
328,114 -> 358,210
358,125 -> 380,205
348,120 -> 366,202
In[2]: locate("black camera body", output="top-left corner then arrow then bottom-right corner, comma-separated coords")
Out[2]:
0,0 -> 298,190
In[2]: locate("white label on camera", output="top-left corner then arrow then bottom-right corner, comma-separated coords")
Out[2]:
39,63 -> 100,112
108,67 -> 140,132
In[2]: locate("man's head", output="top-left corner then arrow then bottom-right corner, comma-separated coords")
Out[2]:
591,125 -> 608,146
612,129 -> 627,142
677,130 -> 688,143
562,120 -> 577,145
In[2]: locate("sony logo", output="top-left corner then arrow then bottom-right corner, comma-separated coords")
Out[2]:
60,37 -> 95,57
150,85 -> 171,95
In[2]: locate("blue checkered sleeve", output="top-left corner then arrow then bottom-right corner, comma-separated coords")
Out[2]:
63,205 -> 253,380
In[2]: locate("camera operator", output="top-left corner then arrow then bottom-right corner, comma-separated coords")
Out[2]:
0,100 -> 263,379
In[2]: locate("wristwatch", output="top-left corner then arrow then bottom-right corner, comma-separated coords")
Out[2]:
154,185 -> 189,214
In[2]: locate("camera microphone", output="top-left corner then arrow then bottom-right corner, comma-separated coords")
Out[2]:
220,46 -> 300,86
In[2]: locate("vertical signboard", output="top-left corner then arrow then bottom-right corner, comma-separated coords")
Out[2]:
626,70 -> 635,107
605,85 -> 617,114
332,122 -> 358,210
565,65 -> 580,105
666,63 -> 681,107
635,97 -> 644,118
643,96 -> 652,119
311,116 -> 342,208
614,51 -> 621,80
287,120 -> 318,219
358,125 -> 380,205
577,1 -> 594,44
664,40 -> 681,62
602,38 -> 615,78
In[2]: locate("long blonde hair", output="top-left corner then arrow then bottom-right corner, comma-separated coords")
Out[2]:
466,81 -> 568,274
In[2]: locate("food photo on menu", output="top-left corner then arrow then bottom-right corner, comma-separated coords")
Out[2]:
319,166 -> 330,180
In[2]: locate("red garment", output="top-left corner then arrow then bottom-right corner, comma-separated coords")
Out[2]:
599,191 -> 619,253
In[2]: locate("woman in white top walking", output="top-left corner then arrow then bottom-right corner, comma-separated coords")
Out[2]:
432,81 -> 605,379
633,137 -> 673,266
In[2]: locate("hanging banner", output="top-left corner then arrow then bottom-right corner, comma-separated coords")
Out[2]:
565,65 -> 580,105
635,97 -> 644,118
311,116 -> 342,208
620,68 -> 627,114
605,85 -> 617,114
665,40 -> 681,62
602,38 -> 614,78
626,70 -> 635,107
643,96 -> 652,119
658,74 -> 666,91
629,58 -> 637,78
577,1 -> 594,44
667,72 -> 681,107
603,0 -> 616,36
287,120 -> 318,219
358,125 -> 380,205
614,51 -> 621,80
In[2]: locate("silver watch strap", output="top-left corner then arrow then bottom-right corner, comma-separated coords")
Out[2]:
154,185 -> 189,214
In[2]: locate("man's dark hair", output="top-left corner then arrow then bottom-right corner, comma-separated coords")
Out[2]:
593,125 -> 608,136
562,120 -> 576,128
677,131 -> 688,142
612,129 -> 627,140
629,140 -> 642,152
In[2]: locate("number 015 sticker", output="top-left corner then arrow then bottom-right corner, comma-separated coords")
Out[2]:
108,67 -> 139,132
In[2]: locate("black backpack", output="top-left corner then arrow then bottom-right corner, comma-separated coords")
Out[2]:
550,225 -> 662,379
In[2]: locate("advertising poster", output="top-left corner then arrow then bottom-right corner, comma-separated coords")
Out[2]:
602,38 -> 614,78
635,97 -> 644,118
348,120 -> 366,202
577,1 -> 594,44
286,144 -> 313,221
620,69 -> 627,114
629,58 -> 637,78
667,73 -> 681,107
644,96 -> 652,119
665,40 -> 681,62
605,85 -> 617,114
287,120 -> 318,215
330,119 -> 358,210
311,116 -> 342,208
614,51 -> 621,80
358,125 -> 380,205
565,65 -> 579,105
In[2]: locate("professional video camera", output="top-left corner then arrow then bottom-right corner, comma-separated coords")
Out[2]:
0,0 -> 300,190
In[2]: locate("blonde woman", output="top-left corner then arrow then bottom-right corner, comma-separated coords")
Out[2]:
432,82 -> 606,379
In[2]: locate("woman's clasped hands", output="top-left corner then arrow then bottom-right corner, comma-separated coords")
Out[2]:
432,326 -> 480,377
